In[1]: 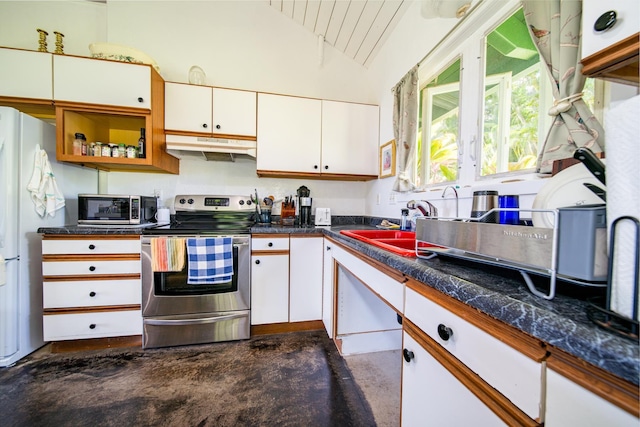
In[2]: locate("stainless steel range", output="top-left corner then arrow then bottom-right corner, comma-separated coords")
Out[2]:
140,194 -> 255,349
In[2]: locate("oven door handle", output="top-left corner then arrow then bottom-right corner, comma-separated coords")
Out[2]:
144,313 -> 247,326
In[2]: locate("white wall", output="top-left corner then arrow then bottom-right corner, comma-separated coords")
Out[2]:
0,0 -> 373,216
365,0 -> 460,219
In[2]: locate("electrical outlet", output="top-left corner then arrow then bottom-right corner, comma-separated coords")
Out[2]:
389,193 -> 396,205
153,189 -> 163,200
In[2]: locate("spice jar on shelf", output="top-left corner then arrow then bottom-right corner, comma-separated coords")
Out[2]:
73,133 -> 86,156
126,145 -> 137,159
101,143 -> 111,157
93,142 -> 102,157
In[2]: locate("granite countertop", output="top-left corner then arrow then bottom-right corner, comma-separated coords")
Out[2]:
39,221 -> 639,384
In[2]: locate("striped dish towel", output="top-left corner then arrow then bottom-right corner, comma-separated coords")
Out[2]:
186,237 -> 233,284
151,237 -> 186,272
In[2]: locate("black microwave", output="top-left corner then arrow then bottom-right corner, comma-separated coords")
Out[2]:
78,194 -> 158,225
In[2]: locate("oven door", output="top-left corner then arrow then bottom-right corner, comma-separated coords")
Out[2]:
141,235 -> 251,317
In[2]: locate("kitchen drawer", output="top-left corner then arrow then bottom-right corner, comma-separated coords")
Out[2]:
43,279 -> 141,309
42,259 -> 141,277
43,309 -> 142,341
331,243 -> 404,312
405,287 -> 543,420
42,238 -> 141,255
251,236 -> 289,251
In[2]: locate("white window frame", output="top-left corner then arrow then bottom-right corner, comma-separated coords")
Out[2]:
420,80 -> 461,186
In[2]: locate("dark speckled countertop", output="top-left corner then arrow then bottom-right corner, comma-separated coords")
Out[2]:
40,218 -> 639,385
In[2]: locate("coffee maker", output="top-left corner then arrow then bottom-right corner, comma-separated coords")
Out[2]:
297,185 -> 312,226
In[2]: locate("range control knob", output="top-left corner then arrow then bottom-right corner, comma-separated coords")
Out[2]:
239,200 -> 245,205
179,198 -> 186,205
188,198 -> 194,204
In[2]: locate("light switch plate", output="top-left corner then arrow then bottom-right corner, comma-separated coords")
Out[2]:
314,208 -> 331,226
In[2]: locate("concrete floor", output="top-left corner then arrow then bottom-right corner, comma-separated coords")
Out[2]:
345,350 -> 402,427
0,331 -> 379,427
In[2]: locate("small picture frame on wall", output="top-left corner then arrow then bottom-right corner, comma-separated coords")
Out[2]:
379,139 -> 396,178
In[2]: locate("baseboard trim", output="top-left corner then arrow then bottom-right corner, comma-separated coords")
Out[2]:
50,335 -> 142,353
251,320 -> 324,336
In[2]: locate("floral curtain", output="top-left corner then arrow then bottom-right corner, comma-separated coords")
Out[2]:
522,0 -> 605,174
392,65 -> 419,192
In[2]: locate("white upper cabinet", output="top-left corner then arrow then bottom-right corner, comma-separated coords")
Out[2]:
53,55 -> 151,108
257,93 -> 322,174
582,0 -> 639,59
257,93 -> 379,180
321,100 -> 379,176
0,48 -> 52,100
165,83 -> 257,137
212,87 -> 256,137
165,82 -> 212,133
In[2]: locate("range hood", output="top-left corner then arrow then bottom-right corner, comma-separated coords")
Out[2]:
165,135 -> 256,162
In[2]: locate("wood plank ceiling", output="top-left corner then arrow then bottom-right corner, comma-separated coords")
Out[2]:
265,0 -> 410,68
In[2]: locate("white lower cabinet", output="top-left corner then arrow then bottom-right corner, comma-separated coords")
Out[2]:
251,234 -> 324,325
42,235 -> 142,342
289,236 -> 323,322
401,331 -> 507,427
251,236 -> 290,325
402,282 -> 544,426
545,365 -> 639,426
322,238 -> 335,338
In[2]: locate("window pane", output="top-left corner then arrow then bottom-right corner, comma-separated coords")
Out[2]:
418,58 -> 461,186
481,8 -> 541,176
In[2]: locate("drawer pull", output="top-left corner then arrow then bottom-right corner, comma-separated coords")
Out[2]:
268,242 -> 273,247
89,292 -> 96,297
88,244 -> 95,250
403,348 -> 415,363
255,259 -> 260,265
137,97 -> 144,103
89,324 -> 96,329
89,266 -> 96,272
437,324 -> 453,341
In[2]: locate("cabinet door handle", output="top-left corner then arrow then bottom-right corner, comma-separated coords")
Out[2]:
202,123 -> 208,129
326,246 -> 331,251
89,324 -> 96,329
89,266 -> 96,272
255,259 -> 260,265
137,97 -> 144,103
594,10 -> 617,32
314,165 -> 318,169
268,242 -> 273,247
215,124 -> 221,130
437,324 -> 453,341
89,292 -> 96,297
88,244 -> 95,250
403,348 -> 414,362
324,165 -> 329,170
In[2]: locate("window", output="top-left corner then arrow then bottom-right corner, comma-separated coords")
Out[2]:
481,8 -> 547,177
416,3 -> 601,189
417,58 -> 461,187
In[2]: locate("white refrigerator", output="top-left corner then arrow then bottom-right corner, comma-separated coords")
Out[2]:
0,106 -> 97,367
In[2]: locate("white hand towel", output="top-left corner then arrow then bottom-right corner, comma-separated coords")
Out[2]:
605,94 -> 640,320
26,145 -> 65,218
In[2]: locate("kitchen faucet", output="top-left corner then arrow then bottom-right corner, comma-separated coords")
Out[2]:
441,185 -> 459,218
406,200 -> 438,217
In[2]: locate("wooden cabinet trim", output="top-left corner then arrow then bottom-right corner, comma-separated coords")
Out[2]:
404,319 -> 541,426
251,250 -> 290,256
547,347 -> 640,417
42,234 -> 140,241
257,169 -> 377,181
43,273 -> 140,282
43,254 -> 140,261
581,32 -> 639,86
43,304 -> 141,314
406,278 -> 547,362
250,320 -> 323,336
325,236 -> 408,284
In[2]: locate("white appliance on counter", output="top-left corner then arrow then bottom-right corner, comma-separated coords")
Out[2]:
0,107 -> 96,367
